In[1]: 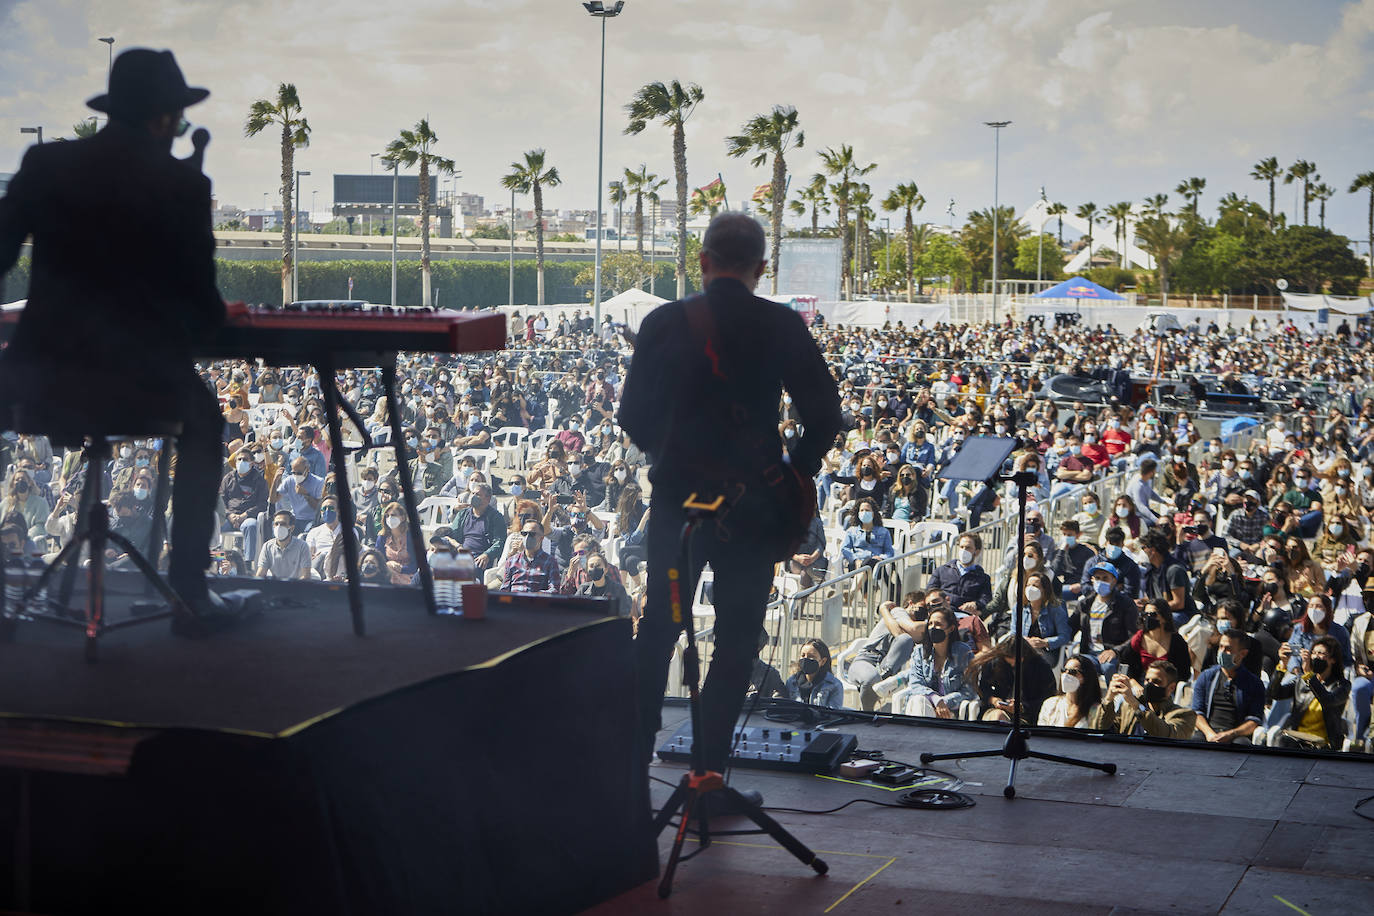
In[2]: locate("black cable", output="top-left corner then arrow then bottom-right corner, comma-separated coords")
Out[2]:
1353,793 -> 1374,822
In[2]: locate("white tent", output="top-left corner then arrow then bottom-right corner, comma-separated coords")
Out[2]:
601,288 -> 668,310
1280,292 -> 1373,315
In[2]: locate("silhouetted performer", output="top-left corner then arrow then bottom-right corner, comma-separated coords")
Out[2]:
620,213 -> 841,776
0,49 -> 226,617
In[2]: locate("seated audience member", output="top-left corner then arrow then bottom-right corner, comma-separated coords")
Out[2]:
1051,518 -> 1096,603
903,606 -> 976,718
574,551 -> 631,616
1139,528 -> 1197,627
988,570 -> 1071,667
1223,488 -> 1269,558
747,629 -> 787,700
1287,594 -> 1351,675
927,532 -> 994,617
450,482 -> 507,574
784,638 -> 845,708
375,501 -> 419,586
1088,526 -> 1141,598
257,510 -> 312,580
847,599 -> 920,711
967,635 -> 1057,725
1191,547 -> 1245,618
1074,491 -> 1108,543
501,517 -> 560,592
787,511 -> 829,588
1112,598 -> 1194,684
275,456 -> 324,535
220,448 -> 268,561
1348,593 -> 1374,751
926,587 -> 990,653
1270,636 -> 1351,750
304,496 -> 347,569
840,498 -> 894,571
1073,561 -> 1139,676
1101,660 -> 1197,739
1038,654 -> 1107,729
1191,630 -> 1265,744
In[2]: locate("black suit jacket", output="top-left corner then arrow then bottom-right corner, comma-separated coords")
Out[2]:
618,277 -> 840,489
0,122 -> 222,397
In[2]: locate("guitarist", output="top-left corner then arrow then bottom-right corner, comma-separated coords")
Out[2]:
620,213 -> 840,782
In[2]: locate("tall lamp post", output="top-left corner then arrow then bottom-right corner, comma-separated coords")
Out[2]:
1036,185 -> 1048,284
881,216 -> 892,281
293,169 -> 310,301
389,160 -> 399,308
508,187 -> 515,309
19,126 -> 42,145
584,0 -> 625,332
984,120 -> 1011,320
649,195 -> 657,296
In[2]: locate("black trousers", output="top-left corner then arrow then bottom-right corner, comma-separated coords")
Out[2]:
165,370 -> 224,601
635,488 -> 774,773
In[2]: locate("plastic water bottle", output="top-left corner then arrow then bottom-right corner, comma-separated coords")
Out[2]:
432,549 -> 461,614
452,548 -> 477,613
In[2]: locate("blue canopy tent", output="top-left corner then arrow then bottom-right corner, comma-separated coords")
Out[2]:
1034,277 -> 1125,300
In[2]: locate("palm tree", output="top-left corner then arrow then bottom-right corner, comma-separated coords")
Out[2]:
382,118 -> 456,307
1311,182 -> 1334,229
1174,177 -> 1206,220
245,83 -> 310,305
1350,171 -> 1374,279
1251,156 -> 1281,228
607,178 -> 627,252
625,80 -> 705,298
72,117 -> 99,139
961,206 -> 1027,289
852,184 -> 874,295
1135,214 -> 1189,301
688,180 -> 726,217
1105,201 -> 1133,267
622,164 -> 663,260
1074,202 -> 1098,262
501,149 -> 561,307
819,144 -> 876,298
725,105 -> 804,295
789,173 -> 830,234
1284,160 -> 1317,225
882,182 -> 925,301
1142,193 -> 1169,218
1046,201 -> 1068,248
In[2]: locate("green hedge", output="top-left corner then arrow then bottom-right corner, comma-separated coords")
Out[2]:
3,256 -> 682,308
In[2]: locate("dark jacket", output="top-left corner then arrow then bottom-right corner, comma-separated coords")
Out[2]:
1271,670 -> 1352,746
1072,590 -> 1140,654
220,468 -> 269,517
618,278 -> 841,487
928,561 -> 994,614
451,503 -> 508,567
0,121 -> 222,399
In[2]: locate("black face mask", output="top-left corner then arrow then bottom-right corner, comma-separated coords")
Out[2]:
928,627 -> 948,645
14,480 -> 29,494
588,567 -> 606,582
1142,612 -> 1160,631
799,656 -> 820,676
1143,682 -> 1168,704
1310,657 -> 1329,675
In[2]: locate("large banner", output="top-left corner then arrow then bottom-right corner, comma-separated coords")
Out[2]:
777,238 -> 842,302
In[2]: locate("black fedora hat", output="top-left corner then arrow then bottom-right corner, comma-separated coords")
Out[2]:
87,48 -> 209,118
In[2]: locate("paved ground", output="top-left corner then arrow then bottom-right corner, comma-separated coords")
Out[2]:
587,710 -> 1374,915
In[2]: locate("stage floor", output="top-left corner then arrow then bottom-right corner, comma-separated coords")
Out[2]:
591,709 -> 1374,915
0,574 -> 608,735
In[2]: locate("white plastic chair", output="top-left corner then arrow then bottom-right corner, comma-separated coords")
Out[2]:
527,429 -> 558,465
490,426 -> 529,469
455,448 -> 498,473
417,496 -> 464,530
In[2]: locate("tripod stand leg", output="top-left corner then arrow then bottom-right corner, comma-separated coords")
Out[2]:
659,785 -> 707,899
1026,750 -> 1116,775
723,787 -> 827,875
920,748 -> 1004,765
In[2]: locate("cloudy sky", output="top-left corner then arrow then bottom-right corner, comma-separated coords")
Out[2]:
3,0 -> 1372,243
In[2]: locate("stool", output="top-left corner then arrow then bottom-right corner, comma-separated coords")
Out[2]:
0,406 -> 187,662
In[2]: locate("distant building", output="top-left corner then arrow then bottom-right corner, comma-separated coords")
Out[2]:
453,192 -> 484,218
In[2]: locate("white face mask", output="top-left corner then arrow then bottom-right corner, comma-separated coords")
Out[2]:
386,515 -> 403,530
274,524 -> 291,541
133,486 -> 149,501
1061,672 -> 1081,694
362,478 -> 376,492
236,460 -> 251,475
1025,585 -> 1043,603
1309,606 -> 1327,625
614,469 -> 627,482
293,473 -> 307,485
959,548 -> 976,566
120,446 -> 132,459
1023,554 -> 1037,570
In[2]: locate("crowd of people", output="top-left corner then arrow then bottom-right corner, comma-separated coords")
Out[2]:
5,307 -> 1374,752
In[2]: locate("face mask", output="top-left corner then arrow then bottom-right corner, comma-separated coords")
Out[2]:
1064,535 -> 1078,548
1142,612 -> 1160,631
858,510 -> 875,525
1023,554 -> 1037,571
274,525 -> 291,541
1310,656 -> 1329,675
236,460 -> 251,475
386,515 -> 403,530
120,446 -> 132,459
928,627 -> 948,645
783,394 -> 792,405
362,478 -> 376,492
1025,585 -> 1043,603
1217,651 -> 1235,670
1295,477 -> 1307,486
568,422 -> 580,432
1110,419 -> 1121,429
568,464 -> 583,477
1069,445 -> 1082,456
959,548 -> 975,566
589,566 -> 606,583
886,451 -> 898,462
1309,606 -> 1327,625
1339,468 -> 1351,478
1331,523 -> 1345,537
1143,682 -> 1168,704
133,486 -> 149,501
292,473 -> 307,485
510,484 -> 524,497
1216,619 -> 1234,635
1085,434 -> 1097,444
406,437 -> 419,449
1223,459 -> 1235,470
1094,579 -> 1113,597
994,425 -> 1007,435
1061,672 -> 1082,694
1115,506 -> 1130,518
135,458 -> 150,468
1084,503 -> 1099,516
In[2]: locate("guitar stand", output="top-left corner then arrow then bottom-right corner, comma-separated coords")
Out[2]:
653,493 -> 827,899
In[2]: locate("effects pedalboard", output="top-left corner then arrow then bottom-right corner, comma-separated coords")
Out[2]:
657,723 -> 858,774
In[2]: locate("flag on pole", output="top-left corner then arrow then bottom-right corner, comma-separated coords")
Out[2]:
751,183 -> 772,202
696,177 -> 724,195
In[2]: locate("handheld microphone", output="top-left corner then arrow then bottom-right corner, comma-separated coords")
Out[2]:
186,127 -> 210,173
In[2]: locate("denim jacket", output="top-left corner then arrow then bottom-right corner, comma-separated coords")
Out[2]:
1022,601 -> 1072,654
906,640 -> 976,706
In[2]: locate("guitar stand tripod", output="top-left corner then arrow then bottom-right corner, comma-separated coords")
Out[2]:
652,493 -> 827,899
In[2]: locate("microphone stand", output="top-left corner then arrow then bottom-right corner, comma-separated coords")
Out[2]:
920,469 -> 1116,798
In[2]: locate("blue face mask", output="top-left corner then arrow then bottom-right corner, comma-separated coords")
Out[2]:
1094,580 -> 1113,598
1064,536 -> 1078,548
322,508 -> 338,525
859,510 -> 874,525
510,484 -> 523,497
1106,545 -> 1123,560
1217,651 -> 1235,670
1216,619 -> 1233,634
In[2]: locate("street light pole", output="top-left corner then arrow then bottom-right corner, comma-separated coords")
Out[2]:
1036,185 -> 1047,284
390,160 -> 399,308
585,1 -> 625,333
294,169 -> 310,301
882,216 -> 891,277
984,120 -> 1011,321
509,187 -> 515,309
649,196 -> 657,296
19,126 -> 42,145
